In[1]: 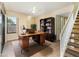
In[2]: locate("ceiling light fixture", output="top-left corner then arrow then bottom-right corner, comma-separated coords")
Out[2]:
32,6 -> 36,14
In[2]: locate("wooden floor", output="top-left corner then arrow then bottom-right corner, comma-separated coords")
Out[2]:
1,39 -> 60,57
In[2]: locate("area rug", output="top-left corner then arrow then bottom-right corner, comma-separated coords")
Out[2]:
12,40 -> 50,57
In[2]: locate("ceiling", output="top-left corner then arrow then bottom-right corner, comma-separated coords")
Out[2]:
4,2 -> 73,17
58,12 -> 71,17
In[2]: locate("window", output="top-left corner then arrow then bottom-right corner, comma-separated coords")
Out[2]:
7,16 -> 16,34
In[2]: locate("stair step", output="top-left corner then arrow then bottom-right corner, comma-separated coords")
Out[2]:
70,37 -> 79,40
68,47 -> 79,53
74,24 -> 79,26
70,39 -> 79,46
73,29 -> 79,32
72,32 -> 79,34
77,14 -> 79,16
70,36 -> 79,40
73,26 -> 79,29
77,18 -> 79,19
66,48 -> 79,57
77,13 -> 79,15
64,52 -> 75,57
72,29 -> 79,34
74,21 -> 79,24
72,30 -> 79,33
76,17 -> 79,19
73,28 -> 79,29
68,42 -> 79,48
75,20 -> 79,22
74,23 -> 79,25
70,35 -> 79,39
75,19 -> 79,22
75,18 -> 79,22
72,29 -> 79,31
76,16 -> 79,19
70,39 -> 79,45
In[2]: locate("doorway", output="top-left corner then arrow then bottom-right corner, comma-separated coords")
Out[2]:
0,10 -> 5,55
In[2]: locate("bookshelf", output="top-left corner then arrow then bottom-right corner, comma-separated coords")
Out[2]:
40,17 -> 56,42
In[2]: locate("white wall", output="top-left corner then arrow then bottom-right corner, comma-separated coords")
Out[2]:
56,15 -> 68,40
5,10 -> 34,42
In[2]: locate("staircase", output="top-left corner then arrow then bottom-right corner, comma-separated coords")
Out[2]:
64,13 -> 79,57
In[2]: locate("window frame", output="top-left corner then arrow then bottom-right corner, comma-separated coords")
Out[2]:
7,16 -> 17,34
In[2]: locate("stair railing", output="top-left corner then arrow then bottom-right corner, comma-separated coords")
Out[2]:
60,3 -> 79,57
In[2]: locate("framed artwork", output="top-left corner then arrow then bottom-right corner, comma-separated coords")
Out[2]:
7,16 -> 16,34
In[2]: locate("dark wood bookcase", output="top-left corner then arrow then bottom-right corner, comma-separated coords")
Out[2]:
40,17 -> 56,42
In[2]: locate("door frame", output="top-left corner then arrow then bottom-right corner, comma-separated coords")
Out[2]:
1,10 -> 5,54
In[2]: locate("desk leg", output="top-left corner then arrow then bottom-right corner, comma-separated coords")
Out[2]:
20,36 -> 29,49
19,36 -> 29,53
25,37 -> 29,48
40,34 -> 45,46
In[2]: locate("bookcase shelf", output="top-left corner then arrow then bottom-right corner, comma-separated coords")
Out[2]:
40,17 -> 56,42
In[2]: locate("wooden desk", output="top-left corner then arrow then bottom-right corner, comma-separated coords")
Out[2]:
19,32 -> 46,49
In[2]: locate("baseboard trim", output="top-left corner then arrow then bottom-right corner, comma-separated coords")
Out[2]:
6,39 -> 18,43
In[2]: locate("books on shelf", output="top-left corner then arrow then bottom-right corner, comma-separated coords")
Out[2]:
40,17 -> 55,42
47,27 -> 51,29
